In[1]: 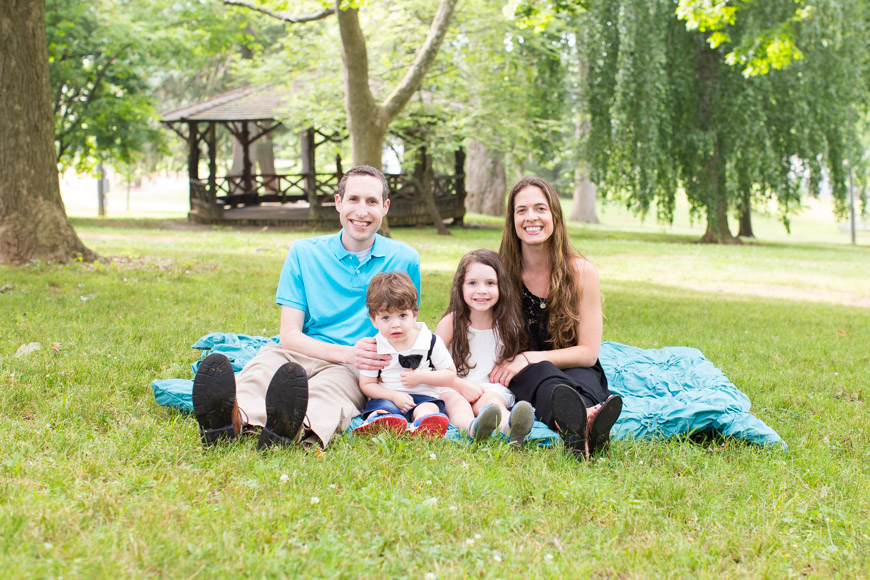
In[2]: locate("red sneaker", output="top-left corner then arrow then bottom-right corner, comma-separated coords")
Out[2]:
353,414 -> 408,436
409,413 -> 449,438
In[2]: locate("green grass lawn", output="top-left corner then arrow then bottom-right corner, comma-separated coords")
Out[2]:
2,213 -> 869,578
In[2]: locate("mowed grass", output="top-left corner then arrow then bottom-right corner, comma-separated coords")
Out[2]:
1,214 -> 869,578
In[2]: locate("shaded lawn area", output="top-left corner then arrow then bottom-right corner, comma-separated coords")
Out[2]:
1,219 -> 868,578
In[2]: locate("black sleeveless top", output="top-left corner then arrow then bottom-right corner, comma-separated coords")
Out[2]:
522,285 -> 551,351
521,284 -> 608,390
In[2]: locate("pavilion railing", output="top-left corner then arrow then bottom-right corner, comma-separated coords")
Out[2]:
190,172 -> 465,224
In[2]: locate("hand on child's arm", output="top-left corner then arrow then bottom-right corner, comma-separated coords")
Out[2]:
391,392 -> 415,413
351,337 -> 391,371
490,354 -> 531,386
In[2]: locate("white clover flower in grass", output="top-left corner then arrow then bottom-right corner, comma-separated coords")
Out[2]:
429,453 -> 437,461
474,534 -> 481,540
449,505 -> 457,511
423,497 -> 438,507
279,474 -> 289,482
465,538 -> 475,546
425,573 -> 437,580
426,480 -> 432,485
310,496 -> 320,505
545,553 -> 554,562
493,554 -> 502,563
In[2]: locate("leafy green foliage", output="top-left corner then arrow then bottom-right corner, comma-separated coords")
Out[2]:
46,0 -> 263,173
677,0 -> 813,76
47,0 -> 164,171
585,0 -> 869,240
401,0 -> 581,186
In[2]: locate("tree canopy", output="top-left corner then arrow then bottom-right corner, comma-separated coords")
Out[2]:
584,0 -> 869,242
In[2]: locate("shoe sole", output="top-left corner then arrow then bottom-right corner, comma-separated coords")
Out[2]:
412,414 -> 449,438
507,401 -> 534,445
550,385 -> 588,459
472,405 -> 502,442
192,353 -> 236,444
588,395 -> 623,456
258,362 -> 309,449
353,415 -> 408,436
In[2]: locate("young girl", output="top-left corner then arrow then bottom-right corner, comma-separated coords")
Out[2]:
435,249 -> 535,444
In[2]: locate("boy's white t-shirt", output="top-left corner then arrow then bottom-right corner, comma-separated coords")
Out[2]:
360,322 -> 453,398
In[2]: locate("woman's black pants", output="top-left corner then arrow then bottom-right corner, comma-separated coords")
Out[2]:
509,360 -> 610,429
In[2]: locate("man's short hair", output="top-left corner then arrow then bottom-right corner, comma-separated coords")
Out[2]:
337,165 -> 390,201
366,271 -> 419,315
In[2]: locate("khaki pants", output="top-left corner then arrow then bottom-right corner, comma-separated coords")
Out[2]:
235,342 -> 365,447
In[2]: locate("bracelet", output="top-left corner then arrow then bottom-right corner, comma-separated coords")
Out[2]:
520,353 -> 530,365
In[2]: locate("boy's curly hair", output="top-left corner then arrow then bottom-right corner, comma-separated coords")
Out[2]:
366,271 -> 419,316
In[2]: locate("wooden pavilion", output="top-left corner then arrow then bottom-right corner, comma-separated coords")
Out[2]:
161,86 -> 466,227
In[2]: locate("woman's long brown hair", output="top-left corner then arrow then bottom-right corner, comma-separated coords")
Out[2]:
498,176 -> 582,349
443,249 -> 526,377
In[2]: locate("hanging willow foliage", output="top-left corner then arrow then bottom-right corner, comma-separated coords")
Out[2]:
583,0 -> 869,243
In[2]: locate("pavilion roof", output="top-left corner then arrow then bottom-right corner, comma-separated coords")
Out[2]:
160,86 -> 289,123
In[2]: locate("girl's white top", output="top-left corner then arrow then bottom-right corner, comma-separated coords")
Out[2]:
464,326 -> 500,383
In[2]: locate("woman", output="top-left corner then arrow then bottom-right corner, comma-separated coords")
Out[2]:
492,176 -> 622,458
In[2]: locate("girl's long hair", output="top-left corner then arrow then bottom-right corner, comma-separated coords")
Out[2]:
498,176 -> 581,349
443,249 -> 526,377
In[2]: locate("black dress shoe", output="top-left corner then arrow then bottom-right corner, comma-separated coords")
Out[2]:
550,385 -> 588,460
258,362 -> 309,449
588,395 -> 623,456
192,353 -> 237,446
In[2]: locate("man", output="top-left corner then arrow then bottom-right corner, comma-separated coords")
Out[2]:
191,165 -> 421,448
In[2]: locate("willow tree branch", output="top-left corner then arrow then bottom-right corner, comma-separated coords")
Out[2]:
381,0 -> 459,121
222,0 -> 334,24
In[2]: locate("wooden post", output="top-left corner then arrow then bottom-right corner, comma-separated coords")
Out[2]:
849,163 -> 857,246
207,122 -> 217,204
97,161 -> 107,217
188,122 -> 200,209
241,122 -> 253,200
454,147 -> 466,226
300,128 -> 318,218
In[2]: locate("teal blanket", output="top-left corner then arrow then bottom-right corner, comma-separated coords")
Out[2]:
151,333 -> 785,449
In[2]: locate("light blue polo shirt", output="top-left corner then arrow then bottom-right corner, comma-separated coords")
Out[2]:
276,231 -> 421,346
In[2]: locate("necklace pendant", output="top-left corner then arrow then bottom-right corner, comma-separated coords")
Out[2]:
540,300 -> 547,309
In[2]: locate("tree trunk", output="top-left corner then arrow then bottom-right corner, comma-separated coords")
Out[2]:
695,42 -> 737,244
737,186 -> 754,238
570,165 -> 599,223
414,146 -> 450,235
256,132 -> 278,193
335,0 -> 458,167
464,139 -> 506,216
334,0 -> 457,237
229,126 -> 246,193
699,148 -> 739,244
0,0 -> 96,264
570,61 -> 599,224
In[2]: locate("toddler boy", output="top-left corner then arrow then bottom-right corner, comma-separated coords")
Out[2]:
355,272 -> 456,437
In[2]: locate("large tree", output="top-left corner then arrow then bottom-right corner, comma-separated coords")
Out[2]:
0,0 -> 95,264
224,0 -> 459,169
584,0 -> 868,243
